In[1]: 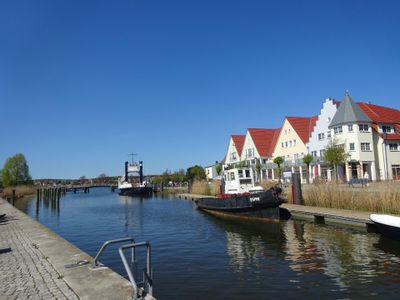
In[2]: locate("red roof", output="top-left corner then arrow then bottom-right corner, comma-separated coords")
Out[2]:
231,135 -> 245,156
286,116 -> 318,144
248,128 -> 281,157
358,102 -> 400,123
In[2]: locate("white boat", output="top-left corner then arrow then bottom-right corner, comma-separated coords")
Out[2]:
370,214 -> 400,240
118,161 -> 153,196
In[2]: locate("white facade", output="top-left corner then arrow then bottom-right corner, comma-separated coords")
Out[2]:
224,135 -> 245,166
306,98 -> 339,181
205,165 -> 218,180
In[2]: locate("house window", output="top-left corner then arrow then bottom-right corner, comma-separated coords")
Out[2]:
293,139 -> 296,146
361,143 -> 371,151
382,125 -> 392,133
318,133 -> 325,140
327,131 -> 331,138
348,124 -> 353,132
230,172 -> 235,180
389,143 -> 399,151
285,141 -> 288,148
281,142 -> 284,148
245,170 -> 250,178
238,170 -> 243,178
359,124 -> 369,132
334,126 -> 343,134
349,143 -> 355,151
289,140 -> 292,147
311,151 -> 317,157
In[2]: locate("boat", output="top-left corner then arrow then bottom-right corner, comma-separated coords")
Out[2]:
195,166 -> 283,220
370,214 -> 400,241
118,161 -> 153,196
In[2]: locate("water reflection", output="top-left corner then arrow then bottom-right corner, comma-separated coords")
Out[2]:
283,221 -> 400,293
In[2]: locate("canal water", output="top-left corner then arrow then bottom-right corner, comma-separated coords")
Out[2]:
14,188 -> 400,299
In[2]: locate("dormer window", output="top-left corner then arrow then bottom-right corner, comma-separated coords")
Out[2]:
382,125 -> 392,133
359,124 -> 369,132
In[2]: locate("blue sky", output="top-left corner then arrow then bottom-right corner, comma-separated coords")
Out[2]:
1,0 -> 399,179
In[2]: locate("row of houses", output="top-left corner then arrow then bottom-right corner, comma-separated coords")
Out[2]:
205,92 -> 400,183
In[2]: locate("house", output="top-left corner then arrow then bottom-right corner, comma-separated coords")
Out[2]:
205,164 -> 219,180
271,116 -> 318,182
328,91 -> 400,181
224,135 -> 246,167
240,128 -> 281,181
307,98 -> 341,181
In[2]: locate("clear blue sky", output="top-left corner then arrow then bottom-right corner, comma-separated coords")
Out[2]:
1,0 -> 399,179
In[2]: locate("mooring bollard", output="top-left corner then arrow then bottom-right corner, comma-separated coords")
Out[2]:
291,172 -> 303,205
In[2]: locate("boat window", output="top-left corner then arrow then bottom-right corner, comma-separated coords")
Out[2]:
238,170 -> 243,178
245,170 -> 250,178
230,172 -> 235,180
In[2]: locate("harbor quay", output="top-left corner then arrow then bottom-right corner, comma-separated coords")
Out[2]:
0,198 -> 134,300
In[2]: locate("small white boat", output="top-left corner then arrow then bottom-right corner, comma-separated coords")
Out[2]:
370,214 -> 400,240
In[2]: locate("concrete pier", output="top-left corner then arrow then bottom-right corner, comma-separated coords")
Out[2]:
0,198 -> 135,300
177,193 -> 376,228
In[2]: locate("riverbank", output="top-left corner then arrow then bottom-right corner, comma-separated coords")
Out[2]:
0,185 -> 36,199
0,198 -> 136,300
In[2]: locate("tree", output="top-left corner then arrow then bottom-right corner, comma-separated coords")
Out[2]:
215,164 -> 222,176
303,154 -> 313,184
273,156 -> 284,183
161,170 -> 171,185
2,153 -> 32,187
324,139 -> 349,183
186,165 -> 206,182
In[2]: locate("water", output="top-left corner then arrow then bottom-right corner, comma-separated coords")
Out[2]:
14,188 -> 400,299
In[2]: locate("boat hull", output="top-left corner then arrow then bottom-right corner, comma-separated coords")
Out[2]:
118,186 -> 153,196
370,214 -> 400,241
195,188 -> 283,220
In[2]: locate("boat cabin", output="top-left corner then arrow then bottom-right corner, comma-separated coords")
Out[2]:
223,167 -> 264,194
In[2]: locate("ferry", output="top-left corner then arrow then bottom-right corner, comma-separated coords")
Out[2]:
118,161 -> 153,196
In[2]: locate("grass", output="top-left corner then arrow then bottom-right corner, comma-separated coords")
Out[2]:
0,185 -> 36,199
302,182 -> 400,214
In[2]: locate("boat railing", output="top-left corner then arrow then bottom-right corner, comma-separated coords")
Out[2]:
92,237 -> 154,299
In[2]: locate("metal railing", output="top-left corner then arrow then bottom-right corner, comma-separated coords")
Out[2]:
93,237 -> 136,267
119,241 -> 152,298
93,237 -> 153,299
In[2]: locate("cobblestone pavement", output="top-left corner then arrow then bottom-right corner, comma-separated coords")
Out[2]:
0,201 -> 79,300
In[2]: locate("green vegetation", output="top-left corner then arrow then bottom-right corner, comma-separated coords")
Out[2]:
215,164 -> 222,175
186,165 -> 206,182
273,156 -> 284,183
324,139 -> 349,183
302,154 -> 313,184
1,153 -> 32,187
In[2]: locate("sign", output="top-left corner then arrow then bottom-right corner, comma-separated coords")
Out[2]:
283,171 -> 292,179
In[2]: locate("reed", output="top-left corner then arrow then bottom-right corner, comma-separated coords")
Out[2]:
0,185 -> 36,199
191,180 -> 220,196
302,182 -> 400,214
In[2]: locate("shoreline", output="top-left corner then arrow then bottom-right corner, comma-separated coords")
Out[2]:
0,197 -> 135,299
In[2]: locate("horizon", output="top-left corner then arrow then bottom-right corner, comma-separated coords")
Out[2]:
1,0 -> 399,179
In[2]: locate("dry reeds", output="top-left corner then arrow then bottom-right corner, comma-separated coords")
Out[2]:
0,185 -> 36,199
303,182 -> 400,214
191,180 -> 220,196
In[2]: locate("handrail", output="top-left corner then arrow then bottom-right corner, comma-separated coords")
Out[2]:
93,237 -> 135,267
119,241 -> 152,299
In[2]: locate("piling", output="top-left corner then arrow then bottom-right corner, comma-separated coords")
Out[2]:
291,172 -> 303,205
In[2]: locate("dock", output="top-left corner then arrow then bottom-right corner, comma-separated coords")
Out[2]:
0,198 -> 154,300
177,193 -> 374,228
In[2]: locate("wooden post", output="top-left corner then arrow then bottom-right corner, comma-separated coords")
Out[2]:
291,172 -> 303,205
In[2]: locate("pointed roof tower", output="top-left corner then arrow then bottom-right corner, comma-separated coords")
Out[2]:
329,91 -> 371,127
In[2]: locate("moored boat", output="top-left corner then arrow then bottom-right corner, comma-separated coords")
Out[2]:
118,161 -> 153,196
195,166 -> 283,220
370,214 -> 400,241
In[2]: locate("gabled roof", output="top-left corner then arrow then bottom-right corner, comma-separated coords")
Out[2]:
358,102 -> 400,124
231,135 -> 245,156
247,128 -> 281,157
330,92 -> 371,127
286,116 -> 318,144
